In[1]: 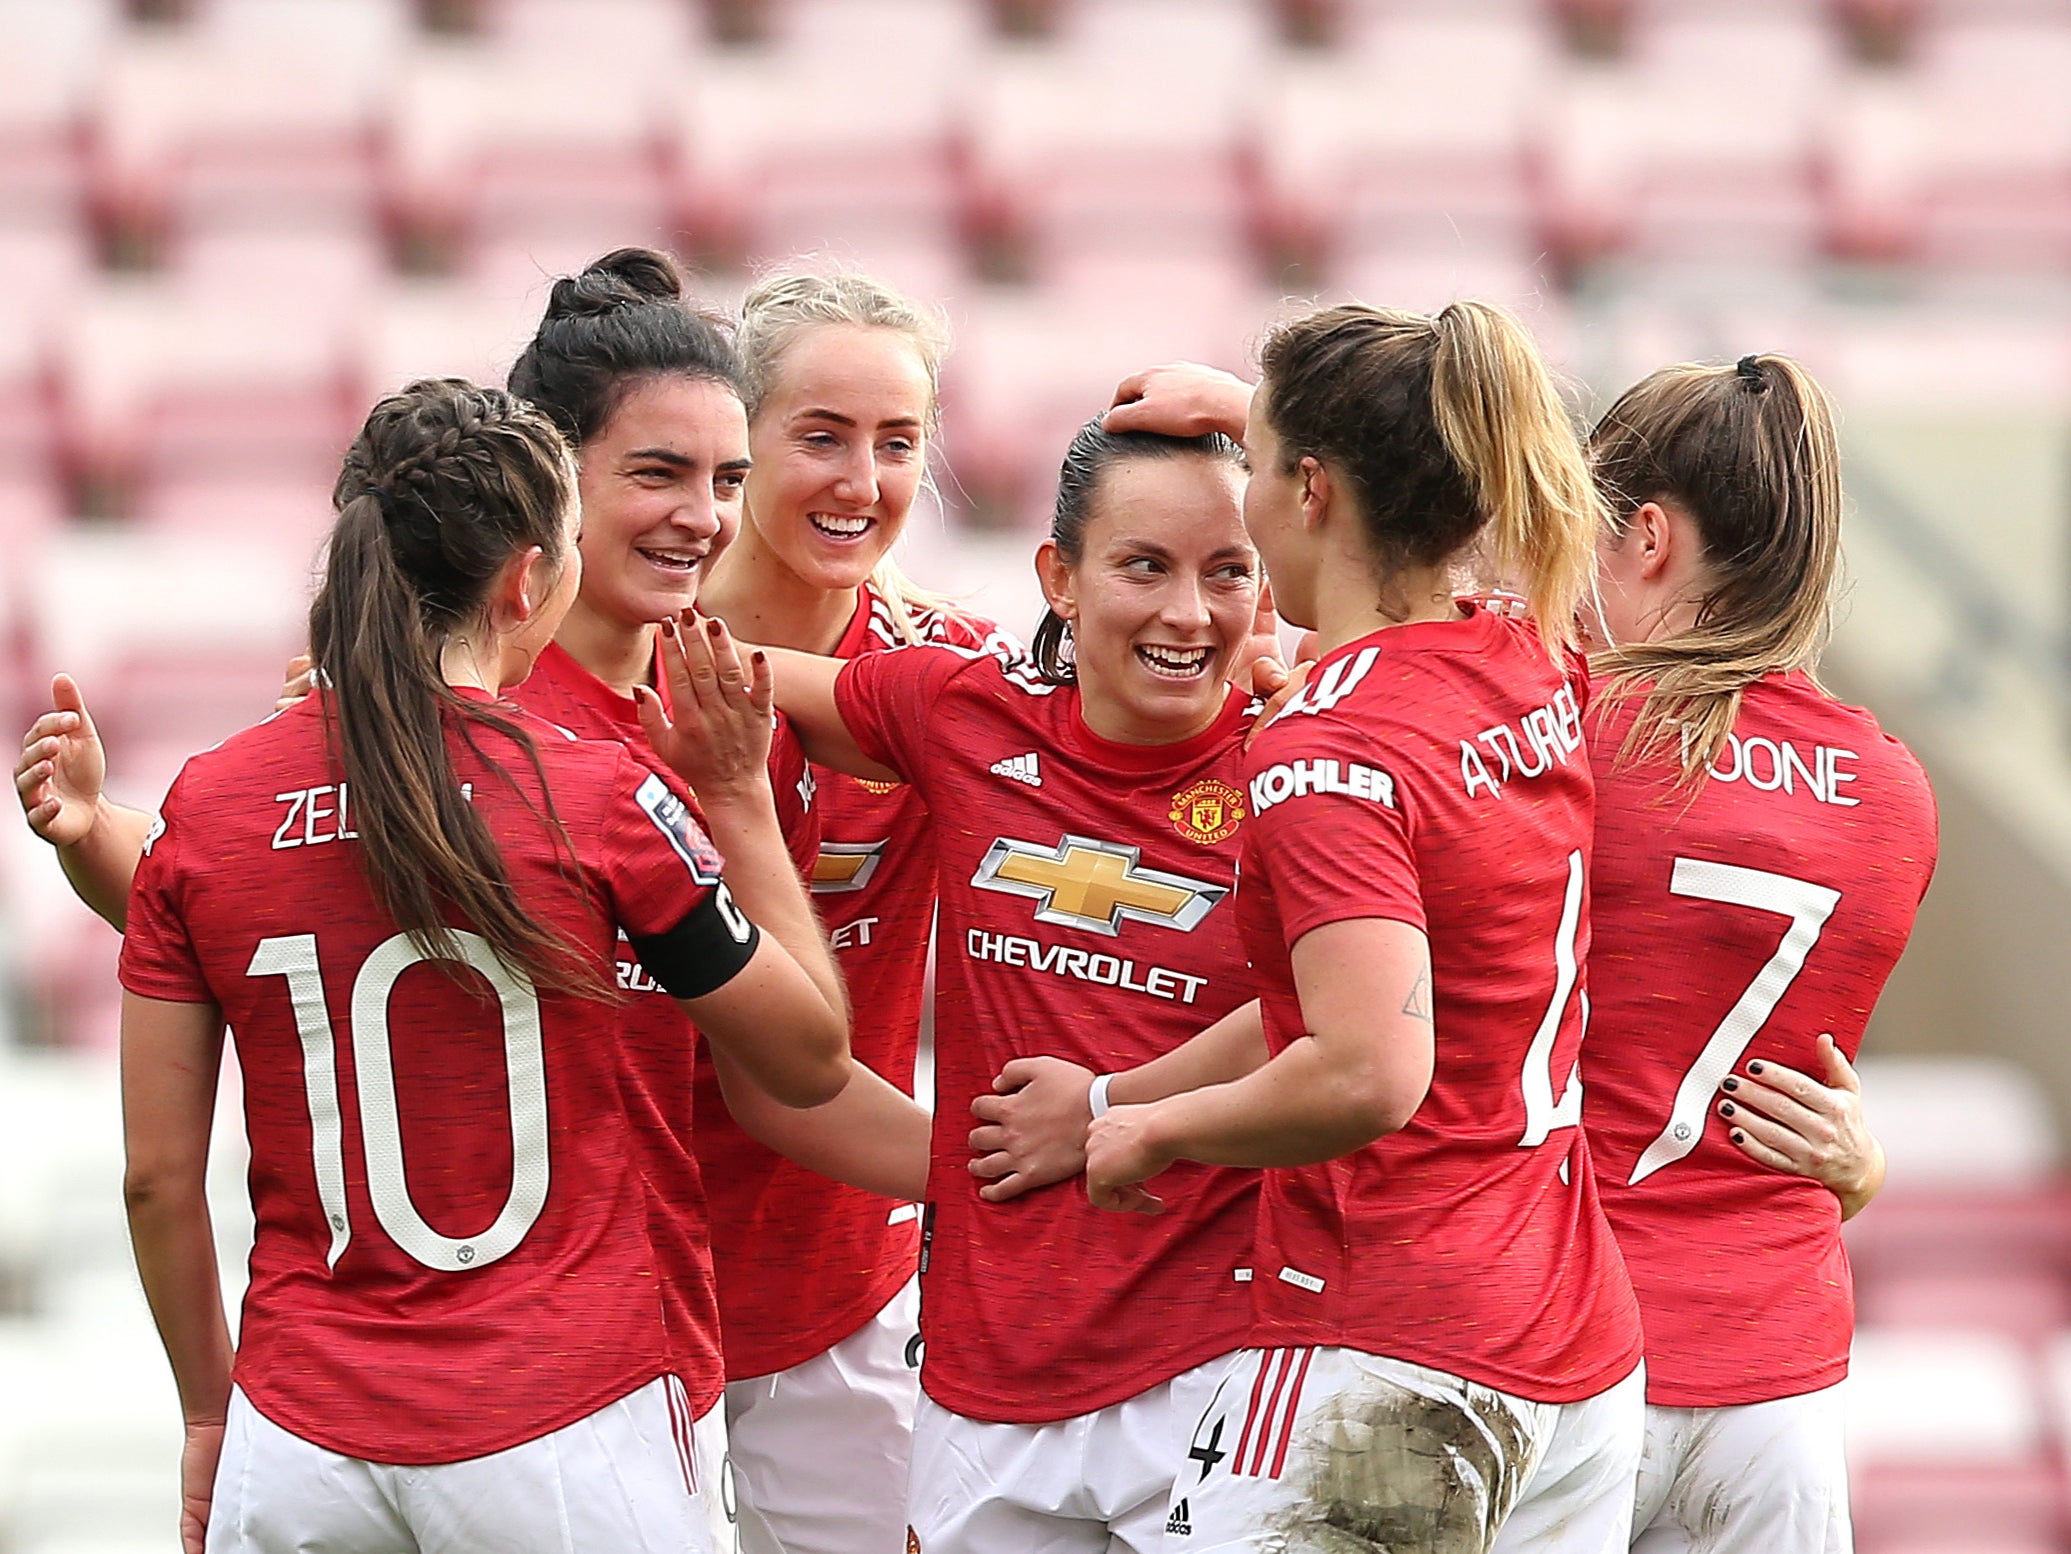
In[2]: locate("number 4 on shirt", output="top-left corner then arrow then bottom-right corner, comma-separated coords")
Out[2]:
1626,859 -> 1842,1185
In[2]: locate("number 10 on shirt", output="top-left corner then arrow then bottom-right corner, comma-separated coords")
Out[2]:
247,930 -> 551,1273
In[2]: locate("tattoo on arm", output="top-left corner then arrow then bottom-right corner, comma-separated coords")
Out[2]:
1401,971 -> 1432,1022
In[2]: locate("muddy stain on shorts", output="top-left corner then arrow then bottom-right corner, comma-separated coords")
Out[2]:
1266,1373 -> 1537,1553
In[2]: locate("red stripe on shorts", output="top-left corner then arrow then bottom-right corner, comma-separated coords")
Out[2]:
1246,1350 -> 1297,1477
1232,1350 -> 1275,1477
665,1377 -> 696,1497
1268,1348 -> 1314,1480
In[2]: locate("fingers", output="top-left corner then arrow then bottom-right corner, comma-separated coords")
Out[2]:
1722,1077 -> 1827,1142
994,1058 -> 1039,1092
746,647 -> 774,718
1816,1033 -> 1861,1093
970,1093 -> 1010,1123
1249,655 -> 1289,697
968,1151 -> 1014,1182
632,683 -> 671,751
50,672 -> 88,721
20,712 -> 80,756
1724,1115 -> 1800,1175
979,1173 -> 1035,1204
967,1123 -> 1007,1153
1108,370 -> 1152,412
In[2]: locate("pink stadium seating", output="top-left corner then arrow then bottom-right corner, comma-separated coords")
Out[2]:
1254,10 -> 1552,284
670,50 -> 963,273
86,27 -> 386,265
1911,18 -> 2071,270
960,46 -> 1251,282
1859,1269 -> 2071,1350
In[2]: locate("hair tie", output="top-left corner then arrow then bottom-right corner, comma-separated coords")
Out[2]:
1736,355 -> 1770,392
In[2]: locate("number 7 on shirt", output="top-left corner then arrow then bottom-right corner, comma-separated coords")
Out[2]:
1625,858 -> 1842,1185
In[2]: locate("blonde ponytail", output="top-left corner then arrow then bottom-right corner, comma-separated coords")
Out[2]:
1429,302 -> 1600,655
1587,353 -> 1843,782
1256,299 -> 1596,654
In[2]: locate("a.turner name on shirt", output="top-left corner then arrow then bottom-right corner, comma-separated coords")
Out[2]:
1460,684 -> 1584,799
965,929 -> 1210,1005
1249,758 -> 1397,814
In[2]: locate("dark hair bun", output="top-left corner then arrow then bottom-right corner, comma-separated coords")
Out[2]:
544,247 -> 685,321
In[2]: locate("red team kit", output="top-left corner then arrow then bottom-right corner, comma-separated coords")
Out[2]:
117,594 -> 1934,1530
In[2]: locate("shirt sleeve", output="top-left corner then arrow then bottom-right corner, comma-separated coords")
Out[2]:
118,770 -> 213,1004
767,712 -> 823,879
832,644 -> 971,792
1246,712 -> 1426,947
597,751 -> 762,1000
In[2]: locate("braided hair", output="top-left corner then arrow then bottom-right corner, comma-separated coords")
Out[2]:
312,378 -> 605,999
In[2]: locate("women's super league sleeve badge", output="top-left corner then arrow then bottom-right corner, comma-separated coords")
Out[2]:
1169,778 -> 1246,845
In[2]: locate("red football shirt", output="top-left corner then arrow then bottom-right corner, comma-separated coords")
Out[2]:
1584,673 -> 1937,1407
836,645 -> 1262,1423
119,692 -> 759,1462
515,638 -> 819,1407
692,588 -> 1017,1378
1238,606 -> 1644,1403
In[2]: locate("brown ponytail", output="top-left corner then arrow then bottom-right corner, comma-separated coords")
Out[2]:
1257,300 -> 1599,654
311,378 -> 604,999
1587,353 -> 1844,781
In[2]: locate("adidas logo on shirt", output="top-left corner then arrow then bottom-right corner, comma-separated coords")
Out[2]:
1166,1500 -> 1193,1537
989,752 -> 1042,787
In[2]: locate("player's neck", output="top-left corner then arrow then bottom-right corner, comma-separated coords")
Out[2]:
701,531 -> 859,655
1312,559 -> 1463,655
553,600 -> 658,698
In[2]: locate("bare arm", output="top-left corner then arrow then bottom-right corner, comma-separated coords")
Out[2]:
640,617 -> 850,1108
967,1000 -> 1269,1202
755,644 -> 900,784
1104,362 -> 1256,442
120,992 -> 234,1554
713,1045 -> 931,1202
1722,1034 -> 1885,1221
16,675 -> 153,929
1086,919 -> 1433,1213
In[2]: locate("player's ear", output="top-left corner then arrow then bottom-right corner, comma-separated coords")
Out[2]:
1035,539 -> 1079,621
1631,502 -> 1676,581
493,545 -> 547,627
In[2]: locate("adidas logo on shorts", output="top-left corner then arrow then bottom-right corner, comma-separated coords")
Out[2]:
1165,1499 -> 1193,1537
989,752 -> 1042,787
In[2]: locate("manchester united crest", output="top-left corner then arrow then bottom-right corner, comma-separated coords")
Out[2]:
1168,778 -> 1245,845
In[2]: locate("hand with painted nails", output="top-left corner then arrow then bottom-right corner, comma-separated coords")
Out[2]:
1719,1034 -> 1885,1220
639,612 -> 776,803
969,1056 -> 1097,1203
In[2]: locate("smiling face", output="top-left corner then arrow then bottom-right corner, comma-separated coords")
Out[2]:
1040,454 -> 1257,746
573,375 -> 751,627
743,324 -> 932,593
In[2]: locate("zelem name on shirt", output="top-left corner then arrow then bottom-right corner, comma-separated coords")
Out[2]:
965,929 -> 1210,1005
271,784 -> 357,850
1460,684 -> 1583,799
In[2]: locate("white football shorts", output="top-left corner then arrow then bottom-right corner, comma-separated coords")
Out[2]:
207,1374 -> 727,1554
726,1273 -> 921,1554
1164,1347 -> 1645,1554
1630,1384 -> 1850,1554
905,1352 -> 1239,1554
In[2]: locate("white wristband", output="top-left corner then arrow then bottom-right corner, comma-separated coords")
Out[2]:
1088,1073 -> 1116,1119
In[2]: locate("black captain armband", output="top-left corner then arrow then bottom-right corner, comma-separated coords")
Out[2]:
629,882 -> 762,1000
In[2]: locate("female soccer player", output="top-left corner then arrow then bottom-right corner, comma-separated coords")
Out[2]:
756,416 -> 1276,1554
694,271 -> 1011,1554
115,378 -> 849,1552
1034,304 -> 1648,1553
1581,354 -> 1935,1554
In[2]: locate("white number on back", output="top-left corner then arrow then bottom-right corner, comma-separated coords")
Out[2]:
1627,860 -> 1842,1185
1519,849 -> 1587,1147
247,931 -> 552,1272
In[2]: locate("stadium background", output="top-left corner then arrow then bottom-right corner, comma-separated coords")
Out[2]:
1,0 -> 2068,1548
